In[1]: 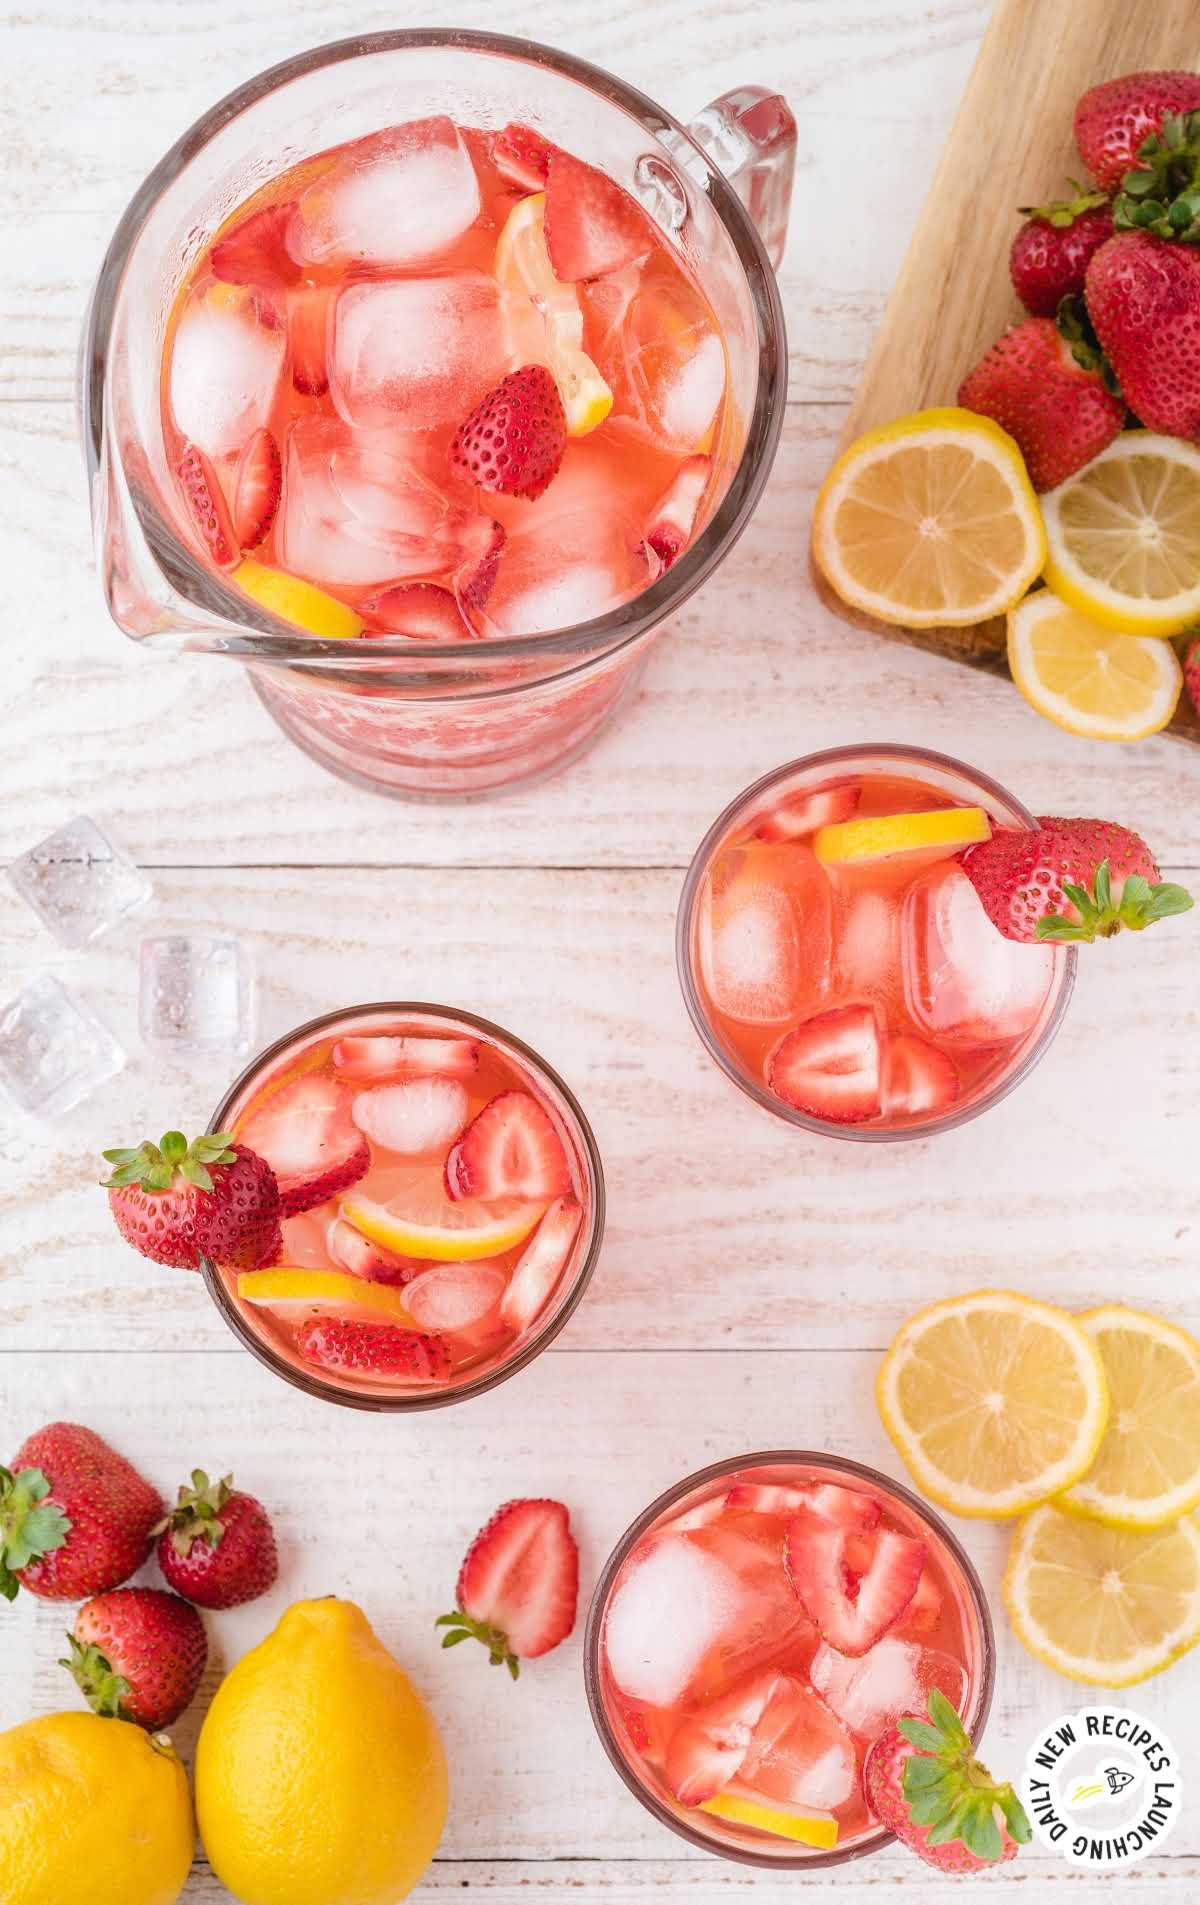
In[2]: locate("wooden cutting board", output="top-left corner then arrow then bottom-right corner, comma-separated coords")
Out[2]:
827,0 -> 1200,746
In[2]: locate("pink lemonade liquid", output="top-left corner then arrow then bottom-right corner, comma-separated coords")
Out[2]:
592,1460 -> 990,1863
205,1007 -> 601,1405
162,115 -> 730,642
684,757 -> 1071,1133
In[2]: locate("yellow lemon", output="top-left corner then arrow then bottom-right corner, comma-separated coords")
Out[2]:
493,194 -> 613,434
1007,588 -> 1181,741
814,806 -> 990,864
1041,432 -> 1200,635
0,1711 -> 194,1905
236,1265 -> 416,1323
234,560 -> 363,641
196,1598 -> 447,1905
1058,1307 -> 1200,1530
699,1787 -> 838,1847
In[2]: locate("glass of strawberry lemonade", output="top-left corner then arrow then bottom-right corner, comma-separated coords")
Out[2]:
201,1003 -> 604,1408
585,1452 -> 994,1866
677,744 -> 1077,1137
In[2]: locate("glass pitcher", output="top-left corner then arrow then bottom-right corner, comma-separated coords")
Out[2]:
83,31 -> 794,798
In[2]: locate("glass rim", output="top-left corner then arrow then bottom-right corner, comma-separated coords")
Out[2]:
82,27 -> 788,675
200,998 -> 606,1411
582,1446 -> 997,1871
675,742 -> 1079,1143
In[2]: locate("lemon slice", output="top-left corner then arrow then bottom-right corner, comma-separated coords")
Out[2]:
812,407 -> 1045,628
234,559 -> 363,641
814,806 -> 990,865
1007,588 -> 1181,740
1058,1308 -> 1200,1530
236,1267 -> 414,1322
494,193 -> 612,435
698,1788 -> 838,1849
877,1290 -> 1109,1518
341,1172 -> 544,1263
1004,1503 -> 1200,1686
1042,432 -> 1200,635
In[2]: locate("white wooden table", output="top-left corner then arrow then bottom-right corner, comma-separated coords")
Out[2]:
2,3 -> 1198,1899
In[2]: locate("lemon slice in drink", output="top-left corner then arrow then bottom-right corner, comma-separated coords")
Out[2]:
877,1290 -> 1109,1518
1058,1308 -> 1200,1530
1004,1504 -> 1200,1686
1007,587 -> 1181,740
236,1267 -> 414,1322
814,807 -> 990,865
494,193 -> 612,435
234,559 -> 363,640
812,407 -> 1045,628
699,1788 -> 838,1848
1041,432 -> 1200,635
342,1170 -> 545,1263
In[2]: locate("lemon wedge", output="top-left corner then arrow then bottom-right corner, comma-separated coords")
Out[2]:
698,1788 -> 838,1848
1004,1504 -> 1200,1686
1041,432 -> 1200,635
1007,587 -> 1181,740
1058,1307 -> 1200,1530
814,806 -> 990,865
234,559 -> 363,641
342,1171 -> 545,1263
494,193 -> 612,435
812,407 -> 1045,628
877,1290 -> 1109,1518
236,1267 -> 414,1322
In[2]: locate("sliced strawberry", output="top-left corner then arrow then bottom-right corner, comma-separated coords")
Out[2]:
882,1035 -> 960,1118
297,1316 -> 451,1379
543,149 -> 653,281
724,1482 -> 811,1516
900,1565 -> 942,1635
449,366 -> 566,500
784,1519 -> 924,1657
767,1006 -> 882,1124
231,427 -> 281,550
351,1077 -> 469,1155
331,1035 -> 480,1082
644,456 -> 710,572
493,122 -> 555,190
446,1091 -> 572,1203
325,1215 -> 424,1286
725,1480 -> 880,1529
438,1498 -> 578,1674
665,1671 -> 794,1806
500,1197 -> 582,1332
754,783 -> 859,843
362,583 -> 470,642
663,1494 -> 728,1535
178,442 -> 238,569
288,284 -> 334,396
211,202 -> 301,290
456,518 -> 506,611
239,1074 -> 370,1216
252,289 -> 285,331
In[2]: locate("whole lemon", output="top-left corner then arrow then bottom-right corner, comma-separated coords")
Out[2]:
0,1710 -> 194,1905
196,1597 -> 448,1905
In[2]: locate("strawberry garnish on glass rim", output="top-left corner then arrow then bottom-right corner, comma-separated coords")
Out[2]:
863,1688 -> 1031,1873
959,818 -> 1193,944
436,1497 -> 578,1679
103,1130 -> 282,1271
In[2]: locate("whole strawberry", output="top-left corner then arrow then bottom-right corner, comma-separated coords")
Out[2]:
155,1469 -> 278,1610
0,1424 -> 161,1602
957,311 -> 1124,490
961,817 -> 1193,943
864,1688 -> 1030,1872
450,366 -> 567,500
1075,71 -> 1200,192
62,1587 -> 208,1730
1010,188 -> 1113,316
1185,633 -> 1200,719
103,1130 -> 281,1271
1086,231 -> 1200,438
436,1498 -> 578,1679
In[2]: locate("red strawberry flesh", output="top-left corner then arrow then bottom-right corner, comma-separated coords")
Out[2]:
445,1090 -> 572,1203
499,1196 -> 582,1331
645,455 -> 711,571
882,1035 -> 959,1118
754,783 -> 858,843
784,1515 -> 924,1655
493,122 -> 555,191
232,427 -> 281,549
178,442 -> 239,569
239,1074 -> 370,1216
442,1497 -> 578,1673
211,201 -> 302,289
363,583 -> 470,642
450,365 -> 566,500
767,1005 -> 882,1124
296,1316 -> 452,1380
543,148 -> 653,281
332,1034 -> 480,1082
288,284 -> 333,396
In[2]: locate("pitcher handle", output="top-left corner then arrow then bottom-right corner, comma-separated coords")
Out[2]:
685,87 -> 796,270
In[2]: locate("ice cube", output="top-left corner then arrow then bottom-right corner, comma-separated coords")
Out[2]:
697,843 -> 829,1024
740,1680 -> 856,1811
596,263 -> 726,453
277,416 -> 495,589
605,1535 -> 746,1708
810,1636 -> 966,1739
138,935 -> 255,1059
834,889 -> 896,998
0,976 -> 124,1118
7,816 -> 152,949
169,293 -> 285,459
292,118 -> 482,269
902,862 -> 1055,1044
329,273 -> 509,434
688,1523 -> 813,1693
479,445 -> 651,636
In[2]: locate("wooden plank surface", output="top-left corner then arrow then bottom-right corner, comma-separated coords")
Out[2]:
2,3 -> 1200,1901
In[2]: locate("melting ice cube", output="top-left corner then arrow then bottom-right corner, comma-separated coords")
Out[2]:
901,862 -> 1055,1044
604,1535 -> 746,1708
329,273 -> 510,433
740,1679 -> 857,1811
291,117 -> 482,269
169,293 -> 285,459
810,1636 -> 966,1739
478,444 -> 651,636
698,843 -> 830,1024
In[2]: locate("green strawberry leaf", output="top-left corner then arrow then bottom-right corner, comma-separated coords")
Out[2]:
903,1754 -> 950,1790
0,1467 -> 71,1575
1144,882 -> 1195,921
961,1800 -> 1003,1862
898,1717 -> 945,1753
999,1786 -> 1033,1843
59,1636 -> 133,1719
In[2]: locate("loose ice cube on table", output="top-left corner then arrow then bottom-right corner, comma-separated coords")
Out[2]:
330,274 -> 510,433
0,976 -> 124,1118
138,935 -> 255,1059
810,1636 -> 966,1738
605,1535 -> 746,1708
902,862 -> 1054,1044
292,118 -> 481,269
8,816 -> 152,949
698,843 -> 830,1024
169,293 -> 285,459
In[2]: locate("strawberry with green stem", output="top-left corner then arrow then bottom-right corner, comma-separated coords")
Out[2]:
61,1587 -> 208,1731
0,1423 -> 161,1603
103,1130 -> 281,1271
960,818 -> 1193,944
436,1498 -> 578,1680
1009,184 -> 1113,316
863,1688 -> 1031,1872
155,1469 -> 278,1610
